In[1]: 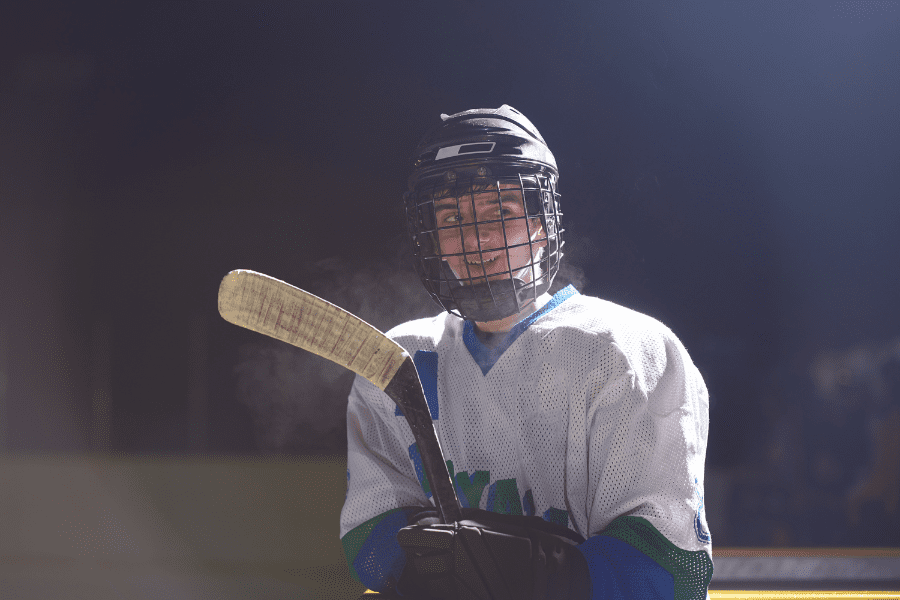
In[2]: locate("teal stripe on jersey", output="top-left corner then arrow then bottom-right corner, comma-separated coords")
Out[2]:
463,284 -> 579,375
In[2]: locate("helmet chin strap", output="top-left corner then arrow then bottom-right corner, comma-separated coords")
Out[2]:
441,259 -> 548,323
513,235 -> 546,283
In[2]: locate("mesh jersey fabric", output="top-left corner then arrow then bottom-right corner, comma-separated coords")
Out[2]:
340,284 -> 713,598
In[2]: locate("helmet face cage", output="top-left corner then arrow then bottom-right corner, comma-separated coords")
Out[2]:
404,163 -> 565,323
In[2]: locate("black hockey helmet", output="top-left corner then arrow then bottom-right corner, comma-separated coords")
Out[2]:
403,105 -> 564,323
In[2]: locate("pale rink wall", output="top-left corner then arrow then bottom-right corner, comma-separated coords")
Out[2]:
0,454 -> 366,600
2,455 -> 898,600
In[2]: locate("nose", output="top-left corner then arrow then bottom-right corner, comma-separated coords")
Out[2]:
463,221 -> 504,252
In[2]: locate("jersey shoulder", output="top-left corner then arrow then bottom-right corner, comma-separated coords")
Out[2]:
546,291 -> 678,346
384,310 -> 456,354
545,292 -> 693,399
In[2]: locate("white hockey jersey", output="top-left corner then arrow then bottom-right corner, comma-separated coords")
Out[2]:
340,285 -> 713,599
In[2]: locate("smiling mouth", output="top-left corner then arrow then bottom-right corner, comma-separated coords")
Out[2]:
466,255 -> 499,266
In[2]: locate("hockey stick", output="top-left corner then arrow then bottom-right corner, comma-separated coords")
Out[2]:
218,269 -> 462,524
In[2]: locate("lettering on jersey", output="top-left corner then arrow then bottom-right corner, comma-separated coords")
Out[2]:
394,350 -> 440,421
543,507 -> 570,529
522,489 -> 536,517
694,477 -> 711,543
408,443 -> 572,526
447,460 -> 489,509
487,479 -> 524,515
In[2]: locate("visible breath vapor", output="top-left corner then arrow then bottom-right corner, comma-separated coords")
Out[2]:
551,235 -> 591,296
232,247 -> 440,454
233,237 -> 591,455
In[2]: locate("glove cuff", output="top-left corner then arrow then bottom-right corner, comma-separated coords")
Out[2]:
553,543 -> 591,600
394,552 -> 433,598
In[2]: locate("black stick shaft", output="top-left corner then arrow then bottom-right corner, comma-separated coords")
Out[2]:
383,356 -> 462,524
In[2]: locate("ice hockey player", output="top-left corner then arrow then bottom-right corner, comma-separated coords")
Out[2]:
340,105 -> 713,599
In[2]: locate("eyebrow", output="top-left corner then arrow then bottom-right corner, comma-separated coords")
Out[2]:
433,193 -> 519,211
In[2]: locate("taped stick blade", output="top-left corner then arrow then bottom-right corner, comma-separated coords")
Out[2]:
218,269 -> 463,524
218,269 -> 406,390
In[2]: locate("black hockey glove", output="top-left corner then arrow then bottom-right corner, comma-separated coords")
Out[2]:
394,507 -> 591,600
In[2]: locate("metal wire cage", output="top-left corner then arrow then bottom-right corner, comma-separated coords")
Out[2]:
404,164 -> 565,323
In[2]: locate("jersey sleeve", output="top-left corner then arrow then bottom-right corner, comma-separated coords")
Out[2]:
579,327 -> 713,600
339,373 -> 431,592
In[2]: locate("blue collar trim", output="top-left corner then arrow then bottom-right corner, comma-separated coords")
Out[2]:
462,285 -> 579,376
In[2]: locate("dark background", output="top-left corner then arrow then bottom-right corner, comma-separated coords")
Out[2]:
1,1 -> 898,547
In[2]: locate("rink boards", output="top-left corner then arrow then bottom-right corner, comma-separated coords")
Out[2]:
1,454 -> 897,600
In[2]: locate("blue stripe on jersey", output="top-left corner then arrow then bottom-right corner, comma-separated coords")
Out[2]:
394,350 -> 440,419
577,534 -> 675,600
343,507 -> 422,593
463,284 -> 579,375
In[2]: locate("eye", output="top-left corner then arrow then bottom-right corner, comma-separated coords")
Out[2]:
444,213 -> 461,223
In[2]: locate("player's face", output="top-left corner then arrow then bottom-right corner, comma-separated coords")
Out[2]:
433,182 -> 547,285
